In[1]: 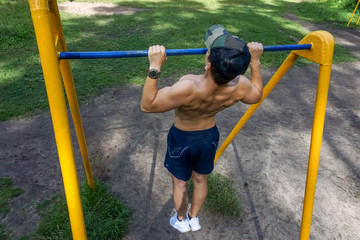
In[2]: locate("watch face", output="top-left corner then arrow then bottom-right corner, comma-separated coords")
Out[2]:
149,70 -> 158,78
148,69 -> 160,79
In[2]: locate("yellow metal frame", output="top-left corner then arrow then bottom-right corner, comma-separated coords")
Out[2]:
47,0 -> 95,190
347,0 -> 360,26
28,0 -> 334,239
215,31 -> 334,239
28,0 -> 94,239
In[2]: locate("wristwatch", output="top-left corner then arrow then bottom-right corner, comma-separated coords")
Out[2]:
147,69 -> 161,79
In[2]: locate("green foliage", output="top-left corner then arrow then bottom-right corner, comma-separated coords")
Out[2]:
293,0 -> 360,26
189,173 -> 243,218
23,179 -> 131,240
328,0 -> 358,8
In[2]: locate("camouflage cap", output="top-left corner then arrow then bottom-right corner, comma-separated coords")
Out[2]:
204,24 -> 247,51
204,24 -> 251,83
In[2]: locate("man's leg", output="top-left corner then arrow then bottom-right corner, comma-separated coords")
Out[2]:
189,171 -> 208,218
171,174 -> 188,220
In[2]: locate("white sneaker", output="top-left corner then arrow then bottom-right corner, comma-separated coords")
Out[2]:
187,212 -> 201,231
170,213 -> 191,233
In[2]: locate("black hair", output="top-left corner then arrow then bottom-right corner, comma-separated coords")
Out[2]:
209,47 -> 251,85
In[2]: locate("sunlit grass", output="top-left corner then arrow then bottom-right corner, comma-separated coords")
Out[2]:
292,0 -> 360,27
0,0 -> 356,120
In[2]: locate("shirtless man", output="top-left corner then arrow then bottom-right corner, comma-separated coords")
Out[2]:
141,24 -> 263,233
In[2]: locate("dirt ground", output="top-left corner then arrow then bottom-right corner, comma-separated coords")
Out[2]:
1,2 -> 360,240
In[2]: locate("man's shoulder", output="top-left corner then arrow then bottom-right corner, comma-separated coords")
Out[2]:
168,75 -> 198,94
179,74 -> 203,82
175,74 -> 203,89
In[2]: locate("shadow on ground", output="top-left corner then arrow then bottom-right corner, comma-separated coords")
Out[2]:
1,59 -> 359,239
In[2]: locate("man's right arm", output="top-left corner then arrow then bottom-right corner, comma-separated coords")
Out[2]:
141,45 -> 195,113
240,42 -> 263,104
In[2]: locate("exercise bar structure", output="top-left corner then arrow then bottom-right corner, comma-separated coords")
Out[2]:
28,0 -> 334,239
347,0 -> 360,26
59,44 -> 312,59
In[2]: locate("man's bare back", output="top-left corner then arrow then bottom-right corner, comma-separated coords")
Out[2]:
173,74 -> 254,131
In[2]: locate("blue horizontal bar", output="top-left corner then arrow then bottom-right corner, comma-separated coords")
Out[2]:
59,44 -> 312,59
264,44 -> 312,51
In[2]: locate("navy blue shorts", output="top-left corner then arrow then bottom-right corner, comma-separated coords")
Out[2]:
164,125 -> 219,181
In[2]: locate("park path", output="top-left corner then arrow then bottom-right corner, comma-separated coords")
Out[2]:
1,9 -> 360,240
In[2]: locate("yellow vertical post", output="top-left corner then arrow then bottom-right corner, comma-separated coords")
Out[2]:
28,0 -> 87,239
299,64 -> 332,240
293,31 -> 334,240
48,0 -> 95,189
347,0 -> 360,26
356,15 -> 360,25
214,52 -> 299,163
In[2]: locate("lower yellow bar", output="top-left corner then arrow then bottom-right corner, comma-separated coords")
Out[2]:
60,59 -> 95,189
48,0 -> 95,189
299,64 -> 332,240
214,52 -> 299,163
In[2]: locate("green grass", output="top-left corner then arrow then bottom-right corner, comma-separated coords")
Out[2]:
0,224 -> 8,240
189,173 -> 243,218
0,178 -> 24,240
0,0 -> 356,121
22,179 -> 131,240
293,0 -> 360,27
0,178 -> 24,217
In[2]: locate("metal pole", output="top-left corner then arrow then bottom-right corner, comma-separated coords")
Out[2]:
214,52 -> 299,163
48,0 -> 95,190
59,44 -> 312,59
28,0 -> 87,239
299,64 -> 332,240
